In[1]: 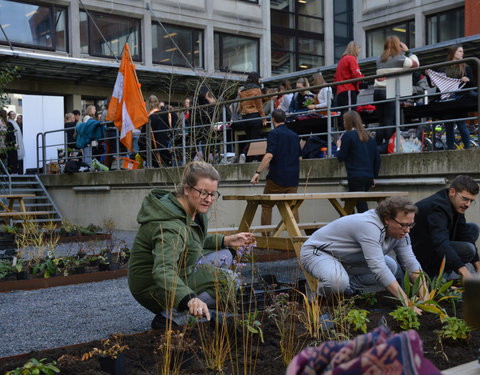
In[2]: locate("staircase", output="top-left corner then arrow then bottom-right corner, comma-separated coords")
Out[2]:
0,166 -> 62,225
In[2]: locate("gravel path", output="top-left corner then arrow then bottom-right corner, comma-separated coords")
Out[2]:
0,230 -> 303,358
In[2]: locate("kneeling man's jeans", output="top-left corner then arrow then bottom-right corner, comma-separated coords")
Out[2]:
301,248 -> 397,295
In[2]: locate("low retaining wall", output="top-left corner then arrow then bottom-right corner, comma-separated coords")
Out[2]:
41,149 -> 480,231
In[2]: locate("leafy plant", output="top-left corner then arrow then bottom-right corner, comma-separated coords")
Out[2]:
359,292 -> 377,306
238,309 -> 264,343
346,309 -> 370,334
390,306 -> 420,330
439,316 -> 471,340
32,257 -> 57,278
82,333 -> 129,360
5,357 -> 59,375
266,292 -> 302,366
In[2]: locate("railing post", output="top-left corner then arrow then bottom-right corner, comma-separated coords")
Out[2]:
146,118 -> 152,168
182,114 -> 187,166
222,107 -> 227,164
115,127 -> 120,165
394,77 -> 401,153
42,133 -> 47,175
327,89 -> 332,157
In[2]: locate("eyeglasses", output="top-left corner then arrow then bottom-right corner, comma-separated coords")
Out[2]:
392,217 -> 416,230
456,192 -> 476,205
190,186 -> 221,200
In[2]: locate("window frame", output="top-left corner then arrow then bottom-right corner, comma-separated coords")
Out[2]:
425,7 -> 464,45
0,0 -> 68,52
151,22 -> 204,69
80,9 -> 142,61
270,0 -> 324,74
214,32 -> 260,74
365,19 -> 415,58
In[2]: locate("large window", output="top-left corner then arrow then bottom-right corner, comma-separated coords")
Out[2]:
80,10 -> 141,60
271,0 -> 324,75
152,23 -> 203,68
0,0 -> 67,51
427,8 -> 464,45
366,20 -> 415,57
334,0 -> 353,62
214,33 -> 259,73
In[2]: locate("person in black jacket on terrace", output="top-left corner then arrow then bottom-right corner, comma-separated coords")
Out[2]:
336,111 -> 381,213
410,175 -> 480,279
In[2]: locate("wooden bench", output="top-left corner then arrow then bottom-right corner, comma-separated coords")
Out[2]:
0,211 -> 53,224
208,221 -> 328,236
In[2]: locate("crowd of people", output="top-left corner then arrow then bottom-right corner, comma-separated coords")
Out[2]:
0,109 -> 24,174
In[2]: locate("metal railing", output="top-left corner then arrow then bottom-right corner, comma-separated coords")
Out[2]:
35,58 -> 480,173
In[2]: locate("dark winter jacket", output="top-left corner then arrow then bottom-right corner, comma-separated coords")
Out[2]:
336,130 -> 380,179
410,189 -> 479,276
128,189 -> 227,313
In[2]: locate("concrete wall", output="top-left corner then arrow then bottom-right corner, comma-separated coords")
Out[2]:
41,149 -> 480,231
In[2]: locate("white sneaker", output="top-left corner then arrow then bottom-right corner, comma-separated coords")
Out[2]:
239,154 -> 246,164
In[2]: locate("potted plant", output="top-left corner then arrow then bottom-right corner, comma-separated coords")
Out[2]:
82,334 -> 128,375
60,219 -> 77,237
32,257 -> 57,278
4,357 -> 59,375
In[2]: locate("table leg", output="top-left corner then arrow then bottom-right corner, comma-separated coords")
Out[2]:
7,198 -> 15,212
18,198 -> 26,213
272,200 -> 303,237
342,199 -> 357,216
238,202 -> 258,233
277,201 -> 319,292
328,198 -> 348,217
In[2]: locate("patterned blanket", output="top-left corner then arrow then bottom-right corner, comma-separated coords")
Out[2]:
286,327 -> 441,375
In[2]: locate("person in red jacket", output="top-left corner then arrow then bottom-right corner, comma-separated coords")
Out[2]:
334,41 -> 364,128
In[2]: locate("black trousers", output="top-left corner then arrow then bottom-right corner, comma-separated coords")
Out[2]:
348,176 -> 374,213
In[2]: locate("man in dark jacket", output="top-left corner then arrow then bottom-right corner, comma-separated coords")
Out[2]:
410,175 -> 480,278
250,109 -> 301,226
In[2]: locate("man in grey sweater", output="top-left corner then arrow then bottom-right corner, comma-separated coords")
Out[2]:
300,196 -> 427,313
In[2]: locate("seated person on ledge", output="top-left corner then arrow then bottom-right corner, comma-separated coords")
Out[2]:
300,196 -> 428,313
128,161 -> 254,329
410,175 -> 480,279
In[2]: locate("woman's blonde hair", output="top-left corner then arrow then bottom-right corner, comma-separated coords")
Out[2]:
311,73 -> 326,88
296,77 -> 310,88
343,111 -> 372,142
342,41 -> 360,58
148,95 -> 160,111
176,161 -> 220,196
85,105 -> 96,116
381,36 -> 402,62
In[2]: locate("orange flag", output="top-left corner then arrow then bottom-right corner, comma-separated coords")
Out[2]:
106,43 -> 148,151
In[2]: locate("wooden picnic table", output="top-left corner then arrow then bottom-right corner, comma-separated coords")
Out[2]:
222,191 -> 409,290
0,194 -> 50,225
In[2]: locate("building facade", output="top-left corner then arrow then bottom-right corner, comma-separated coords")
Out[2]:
0,0 -> 474,114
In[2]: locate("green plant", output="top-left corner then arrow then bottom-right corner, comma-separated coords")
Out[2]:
5,357 -> 59,375
0,259 -> 12,279
346,309 -> 370,334
238,309 -> 264,343
266,292 -> 302,366
359,292 -> 377,306
0,224 -> 19,234
32,257 -> 57,278
390,306 -> 420,330
439,316 -> 471,340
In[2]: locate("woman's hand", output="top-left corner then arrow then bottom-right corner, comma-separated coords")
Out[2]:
224,232 -> 255,248
307,104 -> 315,110
187,297 -> 210,320
461,76 -> 470,83
336,138 -> 342,148
399,42 -> 409,52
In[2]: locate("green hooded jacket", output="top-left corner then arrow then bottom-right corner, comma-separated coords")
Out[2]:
128,189 -> 226,313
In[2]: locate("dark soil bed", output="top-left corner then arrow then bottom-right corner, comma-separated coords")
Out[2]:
0,290 -> 478,374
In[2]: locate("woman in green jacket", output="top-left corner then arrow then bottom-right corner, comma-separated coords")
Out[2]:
128,161 -> 254,329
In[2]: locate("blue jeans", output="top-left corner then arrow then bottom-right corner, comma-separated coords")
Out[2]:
445,120 -> 470,150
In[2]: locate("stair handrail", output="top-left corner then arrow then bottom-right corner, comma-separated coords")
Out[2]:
0,159 -> 11,194
34,174 -> 63,221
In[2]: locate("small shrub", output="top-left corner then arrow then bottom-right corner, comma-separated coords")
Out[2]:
238,309 -> 264,343
440,316 -> 471,340
346,309 -> 370,334
82,333 -> 129,360
5,357 -> 60,375
390,306 -> 420,330
359,292 -> 377,306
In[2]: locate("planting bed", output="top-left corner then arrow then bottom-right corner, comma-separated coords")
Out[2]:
0,290 -> 478,374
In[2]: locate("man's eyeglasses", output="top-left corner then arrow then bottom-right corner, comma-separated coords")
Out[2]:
456,192 -> 476,205
190,186 -> 221,200
392,217 -> 416,230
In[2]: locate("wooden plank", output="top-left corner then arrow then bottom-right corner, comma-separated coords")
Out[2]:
0,194 -> 36,198
237,201 -> 258,233
255,236 -> 294,251
222,191 -> 408,201
0,211 -> 52,218
208,222 -> 328,235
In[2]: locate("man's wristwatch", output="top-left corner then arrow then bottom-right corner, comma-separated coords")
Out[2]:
255,171 -> 261,174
